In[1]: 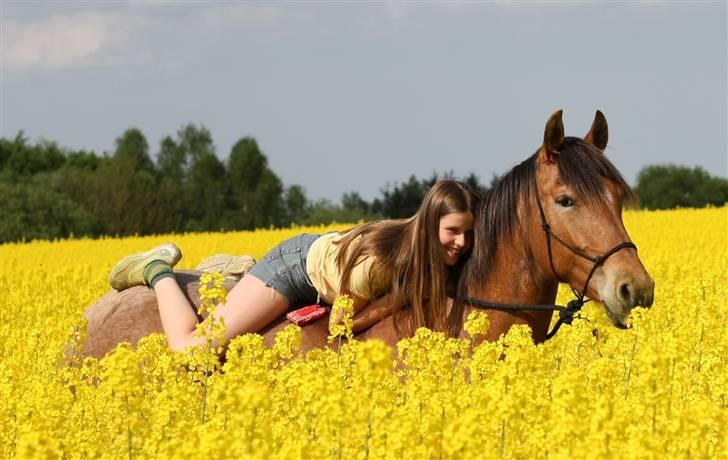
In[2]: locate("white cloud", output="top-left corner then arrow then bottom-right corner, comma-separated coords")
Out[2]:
2,10 -> 148,73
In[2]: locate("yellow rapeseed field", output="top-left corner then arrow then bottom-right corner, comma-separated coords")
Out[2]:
1,209 -> 726,459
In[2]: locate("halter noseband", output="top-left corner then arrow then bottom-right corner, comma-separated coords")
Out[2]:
462,179 -> 637,340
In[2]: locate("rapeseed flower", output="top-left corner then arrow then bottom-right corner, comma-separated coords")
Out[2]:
1,214 -> 726,458
328,294 -> 355,343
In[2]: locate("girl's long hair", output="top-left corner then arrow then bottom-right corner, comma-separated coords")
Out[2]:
335,180 -> 480,337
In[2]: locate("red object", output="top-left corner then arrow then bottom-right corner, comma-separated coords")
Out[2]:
287,305 -> 330,326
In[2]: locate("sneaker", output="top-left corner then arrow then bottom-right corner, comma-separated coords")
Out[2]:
109,243 -> 182,291
196,254 -> 256,278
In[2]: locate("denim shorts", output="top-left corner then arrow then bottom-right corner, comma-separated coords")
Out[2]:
247,233 -> 321,306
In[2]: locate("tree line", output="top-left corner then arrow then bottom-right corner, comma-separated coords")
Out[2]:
1,125 -> 726,243
0,125 -> 492,243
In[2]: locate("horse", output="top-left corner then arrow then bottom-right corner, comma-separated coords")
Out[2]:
449,110 -> 654,343
80,110 -> 654,359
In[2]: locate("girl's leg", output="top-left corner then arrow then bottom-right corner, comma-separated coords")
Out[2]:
108,243 -> 181,291
109,243 -> 291,353
154,274 -> 289,352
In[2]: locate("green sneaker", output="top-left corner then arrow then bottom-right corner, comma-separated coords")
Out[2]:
196,254 -> 256,278
109,243 -> 182,291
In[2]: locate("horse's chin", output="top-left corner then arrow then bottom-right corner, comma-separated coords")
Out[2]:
594,281 -> 631,329
604,306 -> 630,329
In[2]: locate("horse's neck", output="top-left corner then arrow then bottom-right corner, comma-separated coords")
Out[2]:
482,230 -> 556,303
463,217 -> 559,341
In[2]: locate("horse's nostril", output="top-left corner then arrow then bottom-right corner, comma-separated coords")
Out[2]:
618,282 -> 633,305
642,290 -> 655,308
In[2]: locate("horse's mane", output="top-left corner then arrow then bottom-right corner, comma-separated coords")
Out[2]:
450,137 -> 633,333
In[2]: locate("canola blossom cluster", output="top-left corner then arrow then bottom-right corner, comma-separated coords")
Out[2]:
1,209 -> 726,458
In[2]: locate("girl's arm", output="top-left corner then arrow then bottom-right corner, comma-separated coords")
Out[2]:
352,293 -> 397,332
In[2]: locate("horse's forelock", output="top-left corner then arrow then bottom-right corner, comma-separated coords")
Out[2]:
556,137 -> 634,204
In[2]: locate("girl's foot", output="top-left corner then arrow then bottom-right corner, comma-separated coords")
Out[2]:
196,254 -> 256,278
109,243 -> 182,291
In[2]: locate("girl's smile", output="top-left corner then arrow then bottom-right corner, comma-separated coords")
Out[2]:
439,212 -> 474,266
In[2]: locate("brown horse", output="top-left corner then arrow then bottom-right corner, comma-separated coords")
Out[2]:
81,110 -> 654,359
450,110 -> 654,343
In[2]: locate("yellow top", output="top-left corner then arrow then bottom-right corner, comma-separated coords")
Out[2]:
306,232 -> 391,304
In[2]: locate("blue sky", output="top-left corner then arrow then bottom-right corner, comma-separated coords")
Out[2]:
2,1 -> 726,202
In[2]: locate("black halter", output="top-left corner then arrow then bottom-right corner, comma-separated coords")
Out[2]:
461,181 -> 637,340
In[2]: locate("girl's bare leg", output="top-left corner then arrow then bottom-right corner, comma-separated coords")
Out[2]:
154,274 -> 289,352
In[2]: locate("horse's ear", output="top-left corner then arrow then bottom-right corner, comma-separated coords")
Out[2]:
584,110 -> 608,151
540,109 -> 564,162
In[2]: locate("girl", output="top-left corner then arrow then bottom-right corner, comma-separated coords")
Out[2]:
109,180 -> 479,351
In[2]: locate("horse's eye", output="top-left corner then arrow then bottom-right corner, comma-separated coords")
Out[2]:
556,196 -> 575,208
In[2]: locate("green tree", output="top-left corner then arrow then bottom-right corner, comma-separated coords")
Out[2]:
303,198 -> 340,225
157,136 -> 185,180
154,125 -> 217,232
177,124 -> 215,165
86,152 -> 166,236
88,156 -> 137,235
66,150 -> 100,170
113,128 -> 154,172
341,191 -> 370,214
299,197 -> 379,226
253,169 -> 285,228
463,171 -> 493,197
228,137 -> 266,189
1,133 -> 66,177
157,124 -> 215,179
379,175 -> 431,218
0,179 -> 98,243
226,137 -> 284,229
187,152 -> 227,231
54,159 -> 97,221
155,136 -> 188,232
284,184 -> 309,225
635,164 -> 728,209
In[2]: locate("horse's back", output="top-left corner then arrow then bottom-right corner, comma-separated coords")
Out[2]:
83,286 -> 162,359
82,270 -> 337,359
83,271 -> 206,358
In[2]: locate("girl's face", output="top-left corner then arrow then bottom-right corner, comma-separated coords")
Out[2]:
438,211 -> 474,266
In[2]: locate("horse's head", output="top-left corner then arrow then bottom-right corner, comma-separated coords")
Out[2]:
533,110 -> 654,328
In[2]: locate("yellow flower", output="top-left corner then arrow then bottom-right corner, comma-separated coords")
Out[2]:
3,213 -> 727,457
273,324 -> 302,362
463,310 -> 490,340
327,294 -> 355,343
